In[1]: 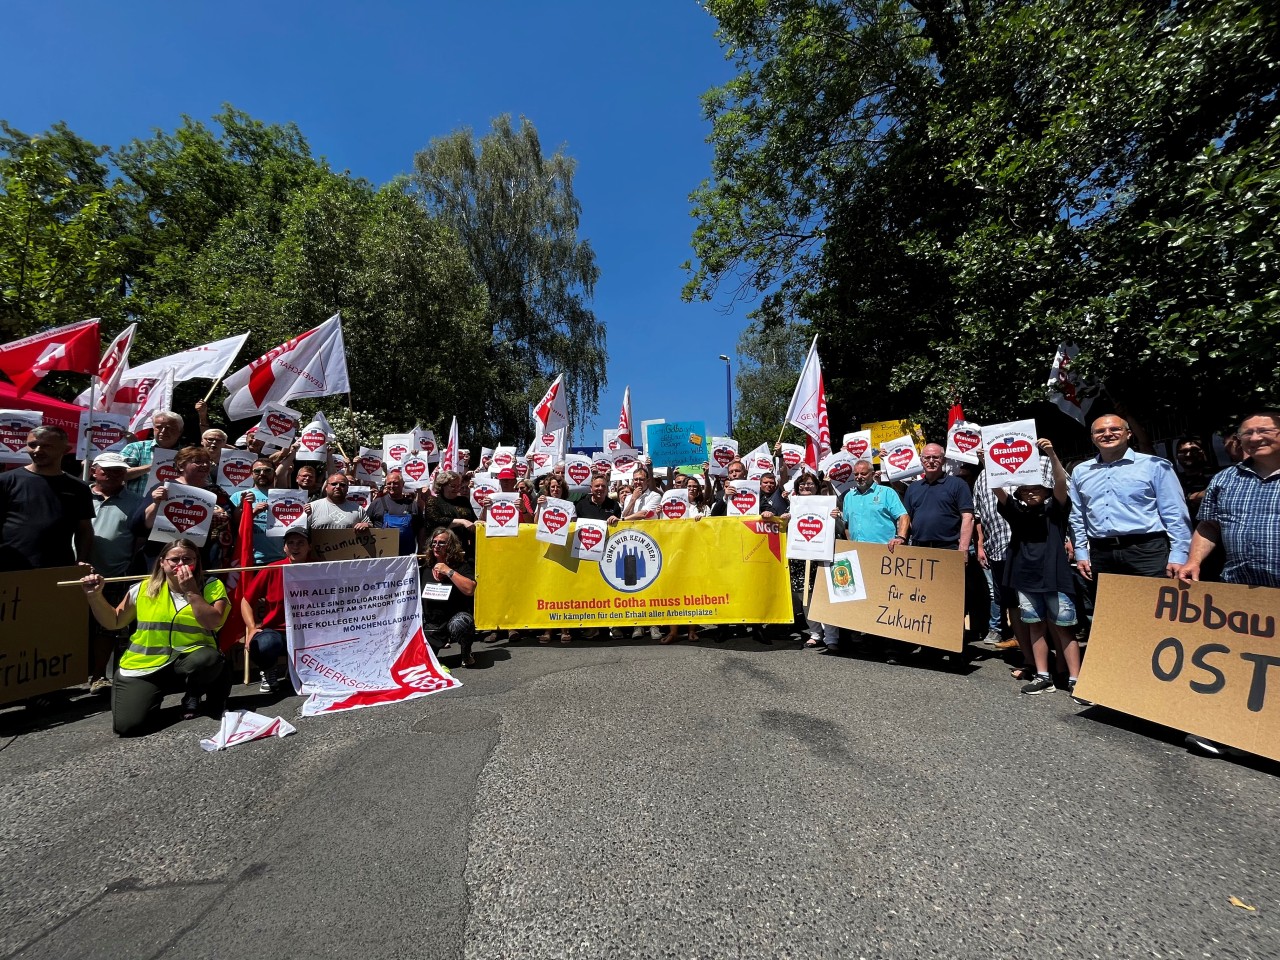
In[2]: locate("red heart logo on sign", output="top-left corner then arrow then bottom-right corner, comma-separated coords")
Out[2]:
952,430 -> 981,454
0,425 -> 26,451
360,456 -> 383,475
542,434 -> 555,446
490,502 -> 517,526
576,526 -> 604,551
300,431 -> 326,452
163,500 -> 209,532
530,453 -> 550,468
542,508 -> 568,534
713,447 -> 735,467
593,457 -> 612,473
613,457 -> 636,473
265,413 -> 293,436
732,491 -> 757,513
796,516 -> 824,541
753,457 -> 772,471
567,463 -> 591,485
662,499 -> 687,518
89,426 -> 128,451
473,484 -> 496,503
515,461 -> 529,478
989,438 -> 1033,472
845,438 -> 869,458
156,463 -> 181,484
827,461 -> 853,484
493,452 -> 513,466
388,444 -> 408,462
403,459 -> 427,481
419,439 -> 436,454
887,448 -> 915,471
606,438 -> 621,452
271,501 -> 303,525
782,449 -> 802,467
223,462 -> 253,486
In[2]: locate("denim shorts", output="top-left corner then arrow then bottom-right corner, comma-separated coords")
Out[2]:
1016,590 -> 1077,627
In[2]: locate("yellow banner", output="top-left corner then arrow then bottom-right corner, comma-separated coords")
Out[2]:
475,517 -> 794,630
862,418 -> 925,463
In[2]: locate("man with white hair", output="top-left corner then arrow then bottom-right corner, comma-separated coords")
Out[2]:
121,410 -> 184,493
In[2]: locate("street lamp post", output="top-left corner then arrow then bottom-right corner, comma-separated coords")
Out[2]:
718,354 -> 734,436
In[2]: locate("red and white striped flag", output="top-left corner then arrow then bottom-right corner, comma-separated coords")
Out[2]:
784,336 -> 832,468
533,373 -> 568,432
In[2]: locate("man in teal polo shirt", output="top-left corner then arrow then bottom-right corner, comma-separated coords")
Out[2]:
841,459 -> 909,545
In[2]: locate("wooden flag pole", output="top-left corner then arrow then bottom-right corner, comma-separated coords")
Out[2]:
57,553 -> 434,586
201,376 -> 224,405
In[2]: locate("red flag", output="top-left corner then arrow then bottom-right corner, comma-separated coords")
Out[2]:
218,494 -> 259,652
617,386 -> 633,446
440,416 -> 459,471
947,403 -> 965,429
0,319 -> 100,396
532,373 -> 568,432
784,337 -> 831,467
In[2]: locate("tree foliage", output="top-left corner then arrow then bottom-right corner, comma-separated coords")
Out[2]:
412,115 -> 607,442
690,0 -> 1279,439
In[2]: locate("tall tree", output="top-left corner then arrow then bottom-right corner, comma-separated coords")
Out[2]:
412,115 -> 607,442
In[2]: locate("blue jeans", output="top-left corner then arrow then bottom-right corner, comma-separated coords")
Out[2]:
426,613 -> 475,660
249,629 -> 287,668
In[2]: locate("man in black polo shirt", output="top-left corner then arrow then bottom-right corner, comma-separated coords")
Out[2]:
0,426 -> 94,571
575,475 -> 622,524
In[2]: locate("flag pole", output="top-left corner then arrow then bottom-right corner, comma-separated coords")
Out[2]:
57,551 -> 436,586
201,376 -> 224,405
81,378 -> 97,481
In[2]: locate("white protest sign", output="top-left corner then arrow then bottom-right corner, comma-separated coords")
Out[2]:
144,447 -> 181,491
420,580 -> 452,602
659,487 -> 692,519
563,454 -> 593,493
485,492 -> 521,537
527,449 -> 557,478
382,433 -> 413,467
824,550 -> 868,603
470,472 -> 498,514
296,414 -> 332,462
591,451 -> 614,476
602,428 -> 621,453
215,449 -> 257,495
725,478 -> 762,517
513,455 -> 530,480
843,430 -> 873,463
0,410 -> 42,464
779,443 -> 806,470
266,489 -> 309,537
254,402 -> 301,452
284,555 -> 460,716
354,446 -> 385,486
398,453 -> 432,491
529,428 -> 565,459
818,451 -> 858,490
149,482 -> 218,547
414,427 -> 439,463
76,413 -> 132,460
479,446 -> 494,470
570,519 -> 608,563
947,420 -> 983,465
536,496 -> 575,546
982,420 -> 1042,489
740,442 -> 774,477
200,710 -> 297,752
708,437 -> 738,477
786,495 -> 837,562
346,485 -> 372,511
880,435 -> 923,481
609,443 -> 642,476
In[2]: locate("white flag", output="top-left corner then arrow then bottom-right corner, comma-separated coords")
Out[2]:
533,373 -> 568,432
123,332 -> 249,385
784,336 -> 832,466
1046,342 -> 1097,425
223,315 -> 349,420
129,368 -> 174,433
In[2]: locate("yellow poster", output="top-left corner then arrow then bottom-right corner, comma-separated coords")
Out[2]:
862,418 -> 925,463
475,517 -> 793,630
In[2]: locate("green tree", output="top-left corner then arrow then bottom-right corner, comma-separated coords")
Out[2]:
732,316 -> 812,452
412,115 -> 607,442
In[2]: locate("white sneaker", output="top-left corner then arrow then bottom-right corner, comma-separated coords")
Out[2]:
631,626 -> 645,639
649,626 -> 662,640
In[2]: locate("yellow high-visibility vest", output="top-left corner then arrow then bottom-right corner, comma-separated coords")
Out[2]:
118,579 -> 228,676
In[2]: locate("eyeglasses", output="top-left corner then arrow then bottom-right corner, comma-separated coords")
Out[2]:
252,467 -> 274,474
430,540 -> 450,547
1239,428 -> 1278,439
162,557 -> 197,565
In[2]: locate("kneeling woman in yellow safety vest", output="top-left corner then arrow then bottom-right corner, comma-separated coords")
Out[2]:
81,538 -> 231,736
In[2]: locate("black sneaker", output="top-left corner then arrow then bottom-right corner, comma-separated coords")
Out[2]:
1184,734 -> 1224,757
1068,680 -> 1093,706
1020,675 -> 1056,696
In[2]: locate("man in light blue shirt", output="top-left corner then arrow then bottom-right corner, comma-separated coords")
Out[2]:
1068,415 -> 1190,580
841,460 -> 909,545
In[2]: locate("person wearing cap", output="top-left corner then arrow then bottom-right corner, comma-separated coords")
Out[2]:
478,467 -> 535,524
86,451 -> 145,693
241,526 -> 314,693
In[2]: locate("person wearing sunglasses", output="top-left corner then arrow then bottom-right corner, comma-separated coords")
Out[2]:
422,527 -> 478,668
231,457 -> 286,564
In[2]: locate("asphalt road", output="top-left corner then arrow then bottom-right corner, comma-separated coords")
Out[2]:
2,632 -> 1277,960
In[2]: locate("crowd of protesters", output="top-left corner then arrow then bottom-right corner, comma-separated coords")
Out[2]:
1,404 -> 1276,754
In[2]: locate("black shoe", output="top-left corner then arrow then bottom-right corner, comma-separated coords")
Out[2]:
753,626 -> 771,645
1067,680 -> 1093,706
1184,734 -> 1225,757
1020,675 -> 1056,696
816,645 -> 838,655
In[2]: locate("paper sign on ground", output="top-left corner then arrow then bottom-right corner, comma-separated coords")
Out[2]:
255,403 -> 301,452
149,482 -> 218,546
285,555 -> 460,716
708,437 -> 738,477
947,420 -> 983,465
0,410 -> 42,464
266,489 -> 309,537
843,431 -> 873,463
77,413 -> 132,460
982,420 -> 1041,489
570,520 -> 608,562
564,454 -> 593,493
646,420 -> 707,468
200,710 -> 297,751
880,435 -> 923,481
1072,577 -> 1280,762
725,479 -> 761,517
382,433 -> 413,468
215,449 -> 257,495
485,492 -> 521,537
807,540 -> 965,652
659,487 -> 691,519
144,447 -> 180,492
786,495 -> 837,562
536,496 -> 575,546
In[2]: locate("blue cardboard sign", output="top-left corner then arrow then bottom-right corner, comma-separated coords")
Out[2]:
645,420 -> 707,468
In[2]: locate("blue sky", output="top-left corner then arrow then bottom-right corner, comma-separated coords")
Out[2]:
4,0 -> 754,445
